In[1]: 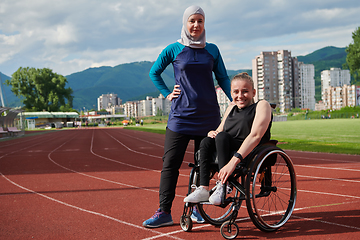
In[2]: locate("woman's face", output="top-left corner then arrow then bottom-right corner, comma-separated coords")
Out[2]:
231,79 -> 256,109
186,14 -> 204,39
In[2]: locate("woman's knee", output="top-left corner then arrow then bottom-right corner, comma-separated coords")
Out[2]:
215,131 -> 232,143
199,136 -> 214,149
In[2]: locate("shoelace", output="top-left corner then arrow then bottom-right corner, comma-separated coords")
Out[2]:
190,184 -> 203,192
214,181 -> 233,194
151,210 -> 162,219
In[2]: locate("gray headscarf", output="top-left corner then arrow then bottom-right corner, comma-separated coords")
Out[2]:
177,5 -> 206,48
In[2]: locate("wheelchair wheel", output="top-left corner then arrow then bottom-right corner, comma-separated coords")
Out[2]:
246,148 -> 297,232
196,169 -> 244,226
180,215 -> 192,232
220,221 -> 239,239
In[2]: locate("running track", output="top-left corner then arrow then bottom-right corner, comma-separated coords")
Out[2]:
0,128 -> 359,239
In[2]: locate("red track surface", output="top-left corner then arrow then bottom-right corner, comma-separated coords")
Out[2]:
1,128 -> 359,239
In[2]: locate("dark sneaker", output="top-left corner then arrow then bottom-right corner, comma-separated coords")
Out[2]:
190,206 -> 205,223
143,209 -> 173,228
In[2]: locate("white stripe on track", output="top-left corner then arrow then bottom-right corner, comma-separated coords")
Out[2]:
291,214 -> 360,231
296,173 -> 360,183
294,164 -> 360,172
95,131 -> 190,178
298,188 -> 360,199
117,130 -> 195,159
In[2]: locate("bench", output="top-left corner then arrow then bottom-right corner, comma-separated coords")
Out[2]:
0,127 -> 8,137
7,126 -> 21,136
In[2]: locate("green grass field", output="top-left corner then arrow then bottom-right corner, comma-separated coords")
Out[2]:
126,119 -> 360,155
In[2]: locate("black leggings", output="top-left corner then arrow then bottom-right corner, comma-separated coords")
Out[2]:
199,132 -> 242,186
159,128 -> 205,213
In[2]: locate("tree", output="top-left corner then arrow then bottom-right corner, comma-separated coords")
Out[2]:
344,27 -> 360,84
5,67 -> 73,111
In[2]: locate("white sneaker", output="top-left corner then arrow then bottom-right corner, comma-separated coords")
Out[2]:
184,185 -> 209,203
209,182 -> 224,205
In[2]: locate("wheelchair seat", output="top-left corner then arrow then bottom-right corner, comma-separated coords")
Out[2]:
194,140 -> 279,170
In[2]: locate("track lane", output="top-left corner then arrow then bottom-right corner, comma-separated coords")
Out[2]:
1,128 -> 359,239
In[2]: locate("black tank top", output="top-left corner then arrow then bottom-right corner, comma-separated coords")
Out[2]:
223,101 -> 272,144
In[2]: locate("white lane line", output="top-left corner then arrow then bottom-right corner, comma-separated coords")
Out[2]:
113,130 -> 195,163
291,214 -> 360,231
0,173 -> 183,240
298,188 -> 360,199
288,152 -> 360,164
296,174 -> 360,183
92,131 -> 190,178
294,164 -> 360,172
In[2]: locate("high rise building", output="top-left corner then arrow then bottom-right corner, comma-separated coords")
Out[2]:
123,94 -> 171,118
151,94 -> 171,116
322,84 -> 357,110
321,68 -> 351,109
298,62 -> 315,110
215,86 -> 231,117
252,50 -> 299,112
321,68 -> 350,93
97,93 -> 122,111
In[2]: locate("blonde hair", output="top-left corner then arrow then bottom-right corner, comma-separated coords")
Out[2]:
231,72 -> 254,90
231,72 -> 255,104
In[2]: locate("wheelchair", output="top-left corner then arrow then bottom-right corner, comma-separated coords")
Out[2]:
180,140 -> 297,239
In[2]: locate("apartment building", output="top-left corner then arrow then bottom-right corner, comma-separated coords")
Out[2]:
97,93 -> 122,111
322,84 -> 357,110
138,96 -> 153,117
123,94 -> 171,118
252,50 -> 300,112
151,94 -> 171,117
321,68 -> 352,109
124,101 -> 139,118
298,62 -> 316,110
215,86 -> 231,117
321,68 -> 350,95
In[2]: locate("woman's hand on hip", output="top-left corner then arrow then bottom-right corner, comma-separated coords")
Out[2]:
166,85 -> 181,101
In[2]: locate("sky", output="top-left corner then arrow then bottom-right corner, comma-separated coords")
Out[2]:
0,0 -> 359,77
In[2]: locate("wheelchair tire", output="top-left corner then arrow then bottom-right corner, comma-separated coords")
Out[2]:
245,148 -> 297,232
180,215 -> 192,232
220,221 -> 239,240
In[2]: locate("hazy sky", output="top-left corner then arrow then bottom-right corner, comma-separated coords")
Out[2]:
1,0 -> 359,77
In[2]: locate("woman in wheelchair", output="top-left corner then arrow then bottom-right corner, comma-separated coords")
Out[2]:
184,72 -> 272,205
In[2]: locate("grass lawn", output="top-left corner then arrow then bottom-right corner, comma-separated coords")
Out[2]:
126,119 -> 360,155
271,119 -> 360,155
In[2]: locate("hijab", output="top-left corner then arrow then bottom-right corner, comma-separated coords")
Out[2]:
177,5 -> 206,48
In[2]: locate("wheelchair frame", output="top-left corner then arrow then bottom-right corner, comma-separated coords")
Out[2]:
180,140 -> 297,239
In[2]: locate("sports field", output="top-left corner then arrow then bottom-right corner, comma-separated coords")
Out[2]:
0,128 -> 359,239
128,119 -> 360,155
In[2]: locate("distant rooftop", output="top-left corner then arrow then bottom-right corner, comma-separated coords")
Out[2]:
23,112 -> 79,118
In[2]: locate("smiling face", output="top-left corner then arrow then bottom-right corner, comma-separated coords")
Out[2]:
186,13 -> 204,39
231,79 -> 256,109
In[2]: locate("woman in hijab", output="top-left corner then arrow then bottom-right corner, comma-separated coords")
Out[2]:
143,5 -> 232,228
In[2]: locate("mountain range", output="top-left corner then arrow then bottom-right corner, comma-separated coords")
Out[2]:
0,46 -> 350,111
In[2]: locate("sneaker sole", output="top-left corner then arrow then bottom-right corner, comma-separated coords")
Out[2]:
190,217 -> 205,223
143,221 -> 174,228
